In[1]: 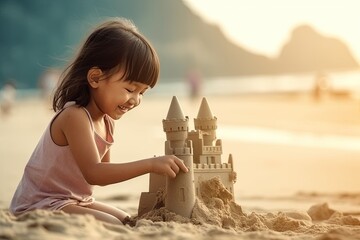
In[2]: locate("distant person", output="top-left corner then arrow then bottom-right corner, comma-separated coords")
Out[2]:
10,18 -> 188,225
0,81 -> 16,116
312,72 -> 329,101
38,68 -> 60,101
186,68 -> 202,99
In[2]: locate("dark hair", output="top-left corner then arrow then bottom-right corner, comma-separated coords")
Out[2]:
53,18 -> 160,111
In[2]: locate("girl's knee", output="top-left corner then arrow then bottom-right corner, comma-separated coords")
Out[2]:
99,213 -> 123,225
62,204 -> 123,225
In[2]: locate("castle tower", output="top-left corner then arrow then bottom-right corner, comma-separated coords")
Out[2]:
162,96 -> 195,218
188,97 -> 222,165
194,98 -> 217,146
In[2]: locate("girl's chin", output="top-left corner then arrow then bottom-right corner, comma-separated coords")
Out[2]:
109,112 -> 124,120
113,115 -> 123,120
112,108 -> 127,119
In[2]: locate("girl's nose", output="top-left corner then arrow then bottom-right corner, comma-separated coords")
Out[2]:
129,95 -> 141,106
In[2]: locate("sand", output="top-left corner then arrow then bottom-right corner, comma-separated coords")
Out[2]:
1,178 -> 360,239
1,92 -> 360,239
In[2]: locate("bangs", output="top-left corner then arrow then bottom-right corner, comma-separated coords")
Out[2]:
121,37 -> 160,88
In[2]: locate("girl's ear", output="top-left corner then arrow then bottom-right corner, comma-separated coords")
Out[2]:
87,67 -> 103,88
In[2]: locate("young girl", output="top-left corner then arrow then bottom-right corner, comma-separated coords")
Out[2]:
10,18 -> 188,225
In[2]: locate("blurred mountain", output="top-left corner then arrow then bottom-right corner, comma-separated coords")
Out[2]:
276,25 -> 359,72
0,0 -> 358,89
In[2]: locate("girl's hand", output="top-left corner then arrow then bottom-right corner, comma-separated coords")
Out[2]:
150,155 -> 189,178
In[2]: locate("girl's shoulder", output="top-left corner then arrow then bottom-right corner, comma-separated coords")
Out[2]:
59,104 -> 88,120
51,105 -> 92,146
54,105 -> 91,129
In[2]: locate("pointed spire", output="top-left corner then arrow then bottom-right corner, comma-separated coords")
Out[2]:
228,154 -> 233,165
166,96 -> 185,120
197,97 -> 213,119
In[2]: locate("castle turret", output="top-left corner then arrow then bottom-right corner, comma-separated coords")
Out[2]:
194,98 -> 217,145
162,96 -> 195,218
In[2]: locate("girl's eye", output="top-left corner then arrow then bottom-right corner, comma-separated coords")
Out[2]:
126,88 -> 134,93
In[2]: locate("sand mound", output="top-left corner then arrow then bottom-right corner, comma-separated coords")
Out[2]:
135,177 -> 360,239
139,177 -> 314,232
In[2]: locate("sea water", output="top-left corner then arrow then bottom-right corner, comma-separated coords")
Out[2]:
148,69 -> 360,97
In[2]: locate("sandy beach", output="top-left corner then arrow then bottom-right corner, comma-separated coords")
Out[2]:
1,92 -> 360,239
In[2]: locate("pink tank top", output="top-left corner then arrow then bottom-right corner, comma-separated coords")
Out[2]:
10,102 -> 114,215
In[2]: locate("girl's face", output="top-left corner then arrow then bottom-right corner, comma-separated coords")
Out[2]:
91,68 -> 150,120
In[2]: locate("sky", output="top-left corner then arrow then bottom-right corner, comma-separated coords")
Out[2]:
183,0 -> 360,63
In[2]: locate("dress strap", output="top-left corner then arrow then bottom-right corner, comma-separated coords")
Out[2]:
80,107 -> 95,132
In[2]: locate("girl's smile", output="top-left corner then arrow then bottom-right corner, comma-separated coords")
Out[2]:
116,104 -> 134,115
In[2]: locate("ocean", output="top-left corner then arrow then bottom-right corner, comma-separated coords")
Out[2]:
149,69 -> 360,97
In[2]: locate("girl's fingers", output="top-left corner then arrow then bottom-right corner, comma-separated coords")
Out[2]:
170,162 -> 180,174
173,157 -> 188,173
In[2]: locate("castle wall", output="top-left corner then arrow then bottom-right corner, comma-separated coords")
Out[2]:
193,163 -> 235,199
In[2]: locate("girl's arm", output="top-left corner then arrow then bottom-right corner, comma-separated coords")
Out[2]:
86,155 -> 186,186
60,107 -> 187,186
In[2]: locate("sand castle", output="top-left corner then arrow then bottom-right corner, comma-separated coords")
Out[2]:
138,96 -> 237,218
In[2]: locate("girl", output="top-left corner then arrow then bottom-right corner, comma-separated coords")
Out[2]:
10,18 -> 188,225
